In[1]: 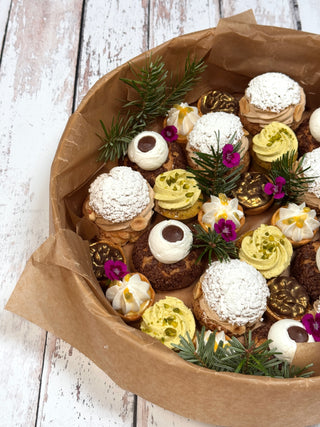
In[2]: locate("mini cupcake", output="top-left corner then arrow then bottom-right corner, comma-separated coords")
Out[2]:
153,169 -> 202,220
82,166 -> 154,246
192,259 -> 269,336
132,219 -> 206,291
197,90 -> 239,116
198,193 -> 245,233
290,240 -> 320,303
105,272 -> 155,322
186,112 -> 250,171
268,319 -> 314,364
231,171 -> 274,215
123,130 -> 187,186
266,276 -> 310,322
239,224 -> 293,279
140,296 -> 196,349
239,72 -> 306,135
251,122 -> 298,172
164,102 -> 200,143
271,202 -> 320,247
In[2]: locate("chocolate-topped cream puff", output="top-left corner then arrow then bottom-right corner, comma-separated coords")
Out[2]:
132,219 -> 206,291
197,90 -> 239,116
123,130 -> 187,186
239,72 -> 306,135
268,319 -> 314,364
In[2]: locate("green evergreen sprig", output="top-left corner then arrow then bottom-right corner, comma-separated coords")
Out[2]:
97,54 -> 206,162
189,133 -> 243,198
192,223 -> 239,264
268,150 -> 318,204
173,327 -> 314,378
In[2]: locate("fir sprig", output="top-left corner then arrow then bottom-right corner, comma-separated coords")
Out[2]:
173,327 -> 314,378
189,133 -> 243,198
97,54 -> 206,162
268,150 -> 318,204
192,223 -> 239,263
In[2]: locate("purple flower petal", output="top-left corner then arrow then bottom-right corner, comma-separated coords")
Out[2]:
161,125 -> 178,142
302,313 -> 320,341
264,182 -> 275,195
104,260 -> 128,281
275,176 -> 286,186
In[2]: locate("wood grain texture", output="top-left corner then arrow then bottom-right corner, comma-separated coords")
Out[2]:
298,0 -> 320,33
0,0 -> 82,425
0,0 -> 11,54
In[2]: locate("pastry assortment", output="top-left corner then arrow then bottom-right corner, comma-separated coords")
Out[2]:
84,64 -> 320,377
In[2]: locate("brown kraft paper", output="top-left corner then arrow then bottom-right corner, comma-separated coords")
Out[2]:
6,11 -> 320,427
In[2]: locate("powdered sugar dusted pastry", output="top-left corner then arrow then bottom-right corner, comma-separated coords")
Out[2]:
186,112 -> 250,171
239,72 -> 306,135
105,272 -> 155,322
192,259 -> 269,335
132,220 -> 206,291
271,202 -> 320,247
164,102 -> 200,143
268,319 -> 314,364
82,166 -> 154,246
198,193 -> 245,232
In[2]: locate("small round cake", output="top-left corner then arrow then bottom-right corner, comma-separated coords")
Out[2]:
132,219 -> 206,291
309,107 -> 320,142
82,166 -> 154,246
239,224 -> 293,279
164,102 -> 200,143
197,90 -> 239,116
153,169 -> 202,220
266,276 -> 310,322
123,130 -> 187,186
105,272 -> 155,322
140,296 -> 196,349
239,72 -> 306,135
290,240 -> 320,302
198,193 -> 245,233
232,171 -> 274,215
271,202 -> 320,247
251,122 -> 298,172
268,319 -> 314,364
186,111 -> 250,171
192,259 -> 269,335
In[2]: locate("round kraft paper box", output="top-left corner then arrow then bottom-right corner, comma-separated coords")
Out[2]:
48,21 -> 320,427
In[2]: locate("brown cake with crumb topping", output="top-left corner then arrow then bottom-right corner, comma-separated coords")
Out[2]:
131,227 -> 206,291
290,240 -> 320,302
122,141 -> 187,187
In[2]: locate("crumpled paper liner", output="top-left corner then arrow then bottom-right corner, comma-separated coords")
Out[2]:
6,10 -> 320,427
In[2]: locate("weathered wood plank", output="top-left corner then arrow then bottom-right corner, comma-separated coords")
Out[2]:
221,0 -> 297,29
0,0 -> 82,425
0,0 -> 11,54
37,0 -> 149,425
298,0 -> 320,34
37,336 -> 135,426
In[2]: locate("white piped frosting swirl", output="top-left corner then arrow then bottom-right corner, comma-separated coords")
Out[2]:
127,131 -> 169,171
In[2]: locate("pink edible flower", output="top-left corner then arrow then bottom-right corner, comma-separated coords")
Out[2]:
161,125 -> 178,142
214,218 -> 237,242
301,312 -> 320,342
222,144 -> 240,168
264,176 -> 286,199
104,260 -> 129,281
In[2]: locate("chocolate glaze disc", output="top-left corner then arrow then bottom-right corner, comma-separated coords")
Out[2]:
162,225 -> 184,242
287,325 -> 309,343
138,135 -> 156,152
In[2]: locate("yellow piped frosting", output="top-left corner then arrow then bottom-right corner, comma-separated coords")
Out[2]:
202,193 -> 243,229
166,102 -> 200,136
252,122 -> 298,163
153,169 -> 201,210
141,296 -> 196,348
239,224 -> 293,279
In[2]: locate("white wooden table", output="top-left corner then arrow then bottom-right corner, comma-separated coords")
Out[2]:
1,1 -> 320,426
